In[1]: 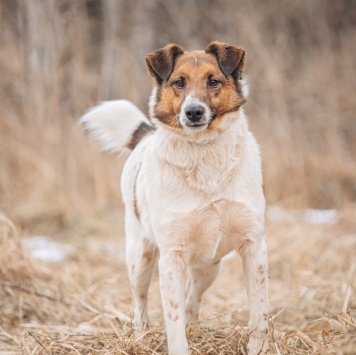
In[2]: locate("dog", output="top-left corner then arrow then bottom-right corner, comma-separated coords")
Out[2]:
80,41 -> 269,355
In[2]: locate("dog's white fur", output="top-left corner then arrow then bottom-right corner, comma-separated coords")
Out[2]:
80,100 -> 150,154
81,93 -> 269,354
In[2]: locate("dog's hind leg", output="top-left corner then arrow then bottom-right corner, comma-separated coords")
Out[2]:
126,216 -> 158,330
185,262 -> 220,322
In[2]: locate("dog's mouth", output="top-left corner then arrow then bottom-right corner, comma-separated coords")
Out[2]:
185,122 -> 207,130
183,114 -> 218,131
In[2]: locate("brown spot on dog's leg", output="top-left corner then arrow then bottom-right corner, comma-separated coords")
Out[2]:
173,315 -> 179,321
168,312 -> 172,320
258,265 -> 265,275
170,300 -> 179,309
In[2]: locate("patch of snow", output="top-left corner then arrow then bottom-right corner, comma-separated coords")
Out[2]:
22,236 -> 75,263
266,205 -> 290,221
304,209 -> 339,225
267,205 -> 340,225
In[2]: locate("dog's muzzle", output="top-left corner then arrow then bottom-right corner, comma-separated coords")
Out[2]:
180,97 -> 210,130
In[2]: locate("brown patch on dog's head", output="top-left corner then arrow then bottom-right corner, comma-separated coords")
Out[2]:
204,41 -> 247,131
146,44 -> 184,84
146,42 -> 247,136
205,41 -> 245,78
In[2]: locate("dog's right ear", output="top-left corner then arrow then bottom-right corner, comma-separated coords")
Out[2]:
146,44 -> 184,83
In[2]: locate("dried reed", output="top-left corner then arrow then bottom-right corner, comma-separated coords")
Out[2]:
1,211 -> 355,354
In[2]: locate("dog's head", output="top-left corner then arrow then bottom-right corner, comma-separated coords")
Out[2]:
146,41 -> 247,139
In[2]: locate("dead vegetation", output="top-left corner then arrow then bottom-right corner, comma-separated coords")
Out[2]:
0,0 -> 355,354
1,210 -> 355,354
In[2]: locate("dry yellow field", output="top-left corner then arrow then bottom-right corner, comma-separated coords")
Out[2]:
1,206 -> 355,354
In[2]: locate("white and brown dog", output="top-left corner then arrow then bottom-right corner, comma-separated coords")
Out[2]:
81,41 -> 269,355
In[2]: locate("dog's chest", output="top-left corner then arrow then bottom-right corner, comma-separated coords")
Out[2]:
174,142 -> 242,196
163,199 -> 257,267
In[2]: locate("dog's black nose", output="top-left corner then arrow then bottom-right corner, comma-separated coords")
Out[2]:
185,104 -> 205,122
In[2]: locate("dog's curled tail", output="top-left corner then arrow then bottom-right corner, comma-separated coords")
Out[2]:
80,100 -> 155,154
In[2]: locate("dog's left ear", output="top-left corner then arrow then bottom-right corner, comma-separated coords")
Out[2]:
146,44 -> 184,83
205,41 -> 245,77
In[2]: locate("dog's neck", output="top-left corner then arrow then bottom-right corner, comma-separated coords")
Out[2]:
152,110 -> 249,194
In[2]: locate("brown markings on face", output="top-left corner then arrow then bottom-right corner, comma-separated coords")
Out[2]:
146,42 -> 246,132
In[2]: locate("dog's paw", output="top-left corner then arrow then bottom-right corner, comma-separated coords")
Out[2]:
133,314 -> 149,331
248,333 -> 269,355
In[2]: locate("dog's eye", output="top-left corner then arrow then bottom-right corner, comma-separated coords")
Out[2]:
209,79 -> 220,88
174,80 -> 185,89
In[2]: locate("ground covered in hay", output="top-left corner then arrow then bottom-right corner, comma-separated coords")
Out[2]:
0,207 -> 355,354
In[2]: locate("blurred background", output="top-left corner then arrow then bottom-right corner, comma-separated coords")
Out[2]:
0,0 -> 355,225
1,1 -> 356,353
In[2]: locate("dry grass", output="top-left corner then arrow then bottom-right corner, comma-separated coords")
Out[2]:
0,1 -> 355,354
1,209 -> 355,354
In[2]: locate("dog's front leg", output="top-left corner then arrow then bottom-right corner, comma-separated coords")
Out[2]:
240,237 -> 269,355
158,251 -> 189,355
